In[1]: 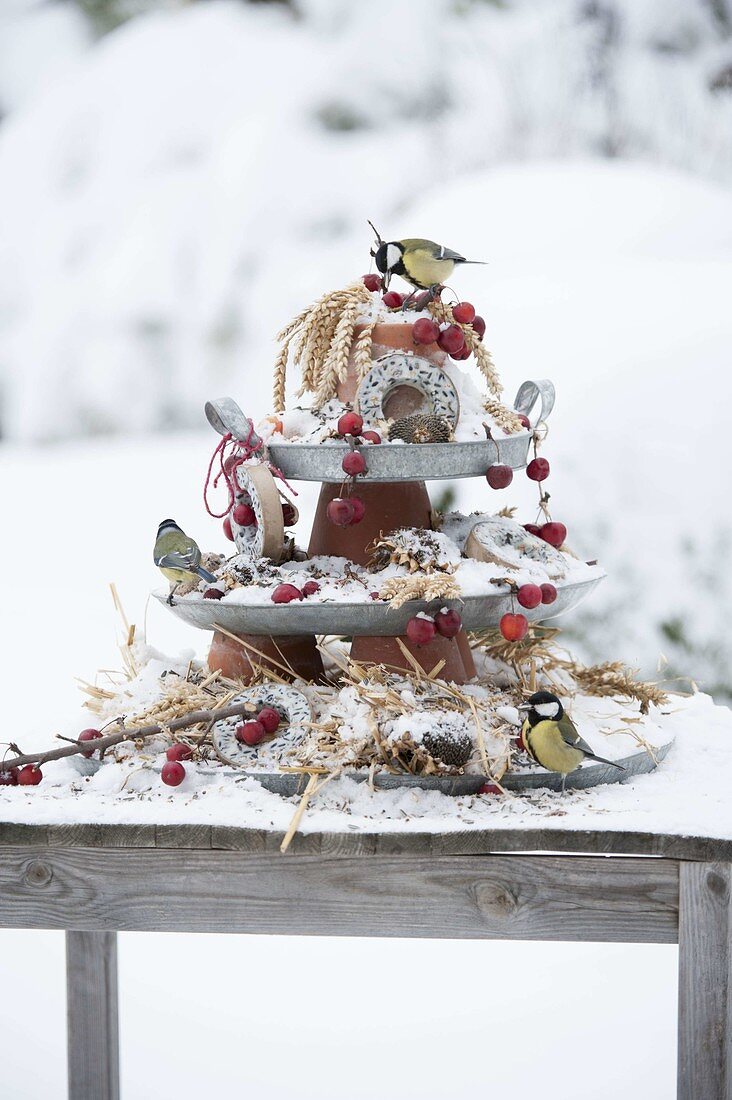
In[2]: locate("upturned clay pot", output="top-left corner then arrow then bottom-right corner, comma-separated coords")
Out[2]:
208,631 -> 324,684
350,630 -> 476,684
337,323 -> 447,405
308,481 -> 433,565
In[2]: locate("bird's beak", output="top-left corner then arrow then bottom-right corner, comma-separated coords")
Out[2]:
517,704 -> 531,712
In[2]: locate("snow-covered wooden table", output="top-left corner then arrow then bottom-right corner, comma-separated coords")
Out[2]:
0,821 -> 730,1100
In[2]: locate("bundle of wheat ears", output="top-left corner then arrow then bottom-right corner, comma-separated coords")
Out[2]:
272,281 -> 525,433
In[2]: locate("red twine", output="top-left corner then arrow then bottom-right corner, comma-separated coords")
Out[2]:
203,421 -> 296,521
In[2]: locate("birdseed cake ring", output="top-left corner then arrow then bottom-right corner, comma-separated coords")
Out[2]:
230,463 -> 286,562
213,684 -> 311,767
356,353 -> 460,427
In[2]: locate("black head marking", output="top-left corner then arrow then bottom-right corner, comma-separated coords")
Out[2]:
157,519 -> 180,536
525,690 -> 564,726
374,241 -> 405,276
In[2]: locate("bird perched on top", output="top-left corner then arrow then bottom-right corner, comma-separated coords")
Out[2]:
154,519 -> 217,604
518,690 -> 624,792
369,220 -> 486,300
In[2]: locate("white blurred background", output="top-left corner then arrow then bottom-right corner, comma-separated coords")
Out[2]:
1,0 -> 730,1095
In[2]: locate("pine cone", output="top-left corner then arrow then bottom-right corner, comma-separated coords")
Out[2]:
389,414 -> 452,444
423,729 -> 472,768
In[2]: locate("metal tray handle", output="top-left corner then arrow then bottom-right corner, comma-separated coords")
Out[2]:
512,380 -> 555,426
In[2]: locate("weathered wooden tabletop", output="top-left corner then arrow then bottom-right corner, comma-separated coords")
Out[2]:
0,821 -> 729,1100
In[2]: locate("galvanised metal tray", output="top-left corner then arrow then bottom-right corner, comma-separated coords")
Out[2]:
209,737 -> 672,797
155,573 -> 604,636
267,435 -> 531,483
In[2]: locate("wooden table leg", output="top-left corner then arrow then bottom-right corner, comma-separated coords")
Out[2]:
66,930 -> 120,1100
678,862 -> 732,1099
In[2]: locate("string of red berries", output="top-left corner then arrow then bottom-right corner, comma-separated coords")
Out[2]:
406,608 -> 462,646
326,411 -> 381,529
271,579 -> 320,604
234,705 -> 281,747
522,429 -> 567,549
361,276 -> 485,363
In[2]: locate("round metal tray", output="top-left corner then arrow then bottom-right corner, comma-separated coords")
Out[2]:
156,573 -> 604,636
216,737 -> 672,798
267,435 -> 531,483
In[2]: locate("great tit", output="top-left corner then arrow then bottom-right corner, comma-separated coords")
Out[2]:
518,690 -> 624,792
154,519 -> 217,603
369,221 -> 486,297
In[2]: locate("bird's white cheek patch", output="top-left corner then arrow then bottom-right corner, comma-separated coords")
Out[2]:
386,244 -> 401,270
535,703 -> 559,718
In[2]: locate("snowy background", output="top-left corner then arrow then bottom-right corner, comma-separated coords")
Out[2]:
1,0 -> 731,1095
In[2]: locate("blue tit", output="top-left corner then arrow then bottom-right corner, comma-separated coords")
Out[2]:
518,690 -> 624,792
154,519 -> 217,603
369,221 -> 486,299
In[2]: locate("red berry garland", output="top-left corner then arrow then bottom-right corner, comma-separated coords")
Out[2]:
161,760 -> 186,787
362,273 -> 382,292
412,318 -> 440,345
348,497 -> 366,524
326,498 -> 355,526
166,743 -> 193,762
337,411 -> 363,437
434,608 -> 462,638
452,301 -> 476,324
540,583 -> 557,605
236,720 -> 266,746
539,522 -> 567,548
486,464 -> 513,489
342,451 -> 367,477
406,615 -> 437,646
233,503 -> 257,527
17,765 -> 43,786
516,584 -> 542,609
78,728 -> 101,758
271,583 -> 303,603
526,457 -> 550,482
499,613 -> 528,642
257,707 -> 281,734
437,325 -> 465,355
382,291 -> 404,308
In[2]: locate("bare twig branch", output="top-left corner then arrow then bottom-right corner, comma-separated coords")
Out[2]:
1,701 -> 256,774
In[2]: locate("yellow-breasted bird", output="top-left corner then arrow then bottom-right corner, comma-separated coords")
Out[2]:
518,691 -> 624,792
154,519 -> 217,603
369,221 -> 486,300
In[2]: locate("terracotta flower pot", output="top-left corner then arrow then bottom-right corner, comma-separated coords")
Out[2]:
208,631 -> 324,685
337,322 -> 447,406
308,481 -> 433,565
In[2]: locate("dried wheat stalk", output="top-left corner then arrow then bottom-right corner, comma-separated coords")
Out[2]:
483,396 -> 525,435
566,660 -> 668,715
274,283 -> 374,408
378,573 -> 461,609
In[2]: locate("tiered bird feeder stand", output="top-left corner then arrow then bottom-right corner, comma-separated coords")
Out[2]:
155,280 -> 671,796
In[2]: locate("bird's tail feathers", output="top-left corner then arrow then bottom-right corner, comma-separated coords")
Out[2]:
585,751 -> 625,771
196,566 -> 218,584
460,259 -> 489,266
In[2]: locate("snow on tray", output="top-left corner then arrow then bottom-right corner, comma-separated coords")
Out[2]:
0,634 -> 728,844
268,358 -> 519,445
176,518 -> 602,607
